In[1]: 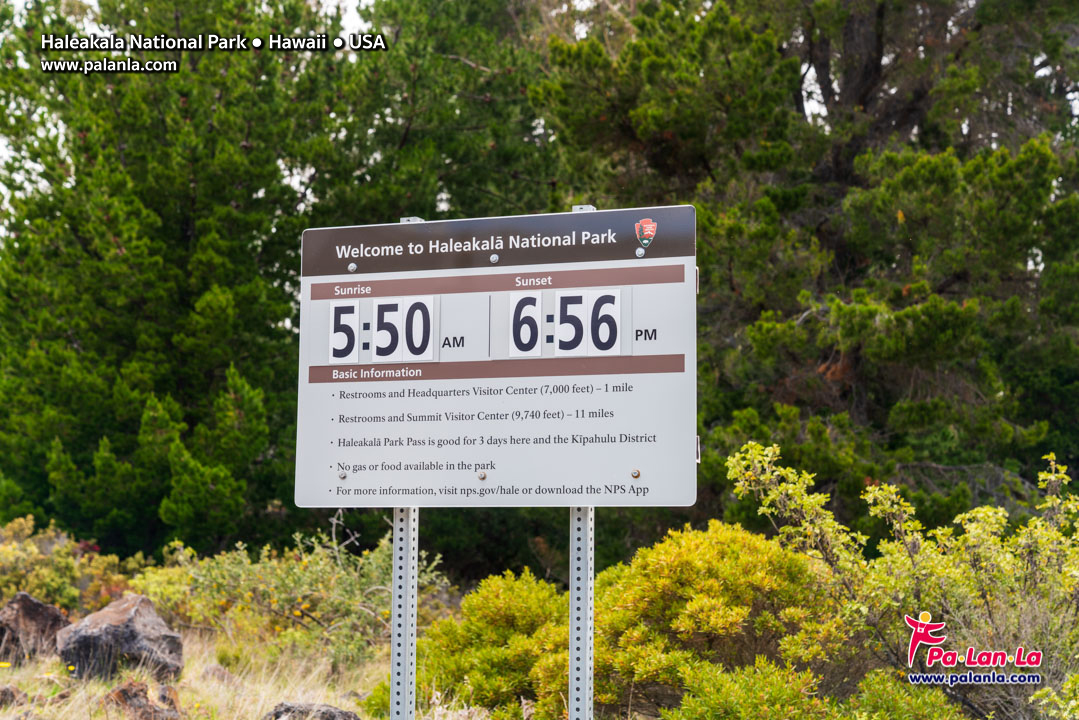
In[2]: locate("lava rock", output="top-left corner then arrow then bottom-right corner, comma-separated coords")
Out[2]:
56,594 -> 181,681
33,687 -> 71,706
102,681 -> 180,720
261,702 -> 362,720
0,684 -> 28,708
157,685 -> 181,712
0,592 -> 70,663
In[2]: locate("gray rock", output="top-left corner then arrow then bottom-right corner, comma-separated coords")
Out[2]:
55,594 -> 181,681
0,592 -> 70,663
261,702 -> 361,720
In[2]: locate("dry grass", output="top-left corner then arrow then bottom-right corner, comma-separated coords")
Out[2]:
0,631 -> 390,720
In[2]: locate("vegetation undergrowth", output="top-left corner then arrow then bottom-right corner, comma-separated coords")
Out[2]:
0,630 -> 390,720
0,513 -> 451,670
4,449 -> 1079,719
356,449 -> 1079,720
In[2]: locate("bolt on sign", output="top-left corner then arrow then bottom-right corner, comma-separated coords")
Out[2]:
295,206 -> 697,507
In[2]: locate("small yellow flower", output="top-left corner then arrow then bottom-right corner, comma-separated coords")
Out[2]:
68,665 -> 75,671
896,209 -> 905,224
301,603 -> 310,610
293,609 -> 302,617
275,625 -> 283,633
0,662 -> 10,668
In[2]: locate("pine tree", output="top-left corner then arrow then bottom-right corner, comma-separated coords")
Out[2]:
0,0 -> 558,558
536,0 -> 1079,541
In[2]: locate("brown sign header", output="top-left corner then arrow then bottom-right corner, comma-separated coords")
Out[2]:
301,205 -> 695,277
310,264 -> 684,300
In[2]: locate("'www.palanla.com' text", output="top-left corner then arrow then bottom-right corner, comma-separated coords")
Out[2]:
40,58 -> 178,74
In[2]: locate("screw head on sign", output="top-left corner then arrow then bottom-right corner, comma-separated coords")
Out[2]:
489,254 -> 499,264
631,469 -> 641,478
338,471 -> 347,480
347,262 -> 358,272
635,247 -> 645,258
478,472 -> 487,480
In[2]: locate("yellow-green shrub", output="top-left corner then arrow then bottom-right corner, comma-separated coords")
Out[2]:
844,669 -> 966,719
409,522 -> 832,720
0,515 -> 142,612
592,520 -> 830,714
667,660 -> 964,720
731,443 -> 1079,718
1033,674 -> 1079,719
130,531 -> 448,669
419,569 -> 563,716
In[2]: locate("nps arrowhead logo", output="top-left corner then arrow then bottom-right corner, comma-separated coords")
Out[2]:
635,218 -> 657,248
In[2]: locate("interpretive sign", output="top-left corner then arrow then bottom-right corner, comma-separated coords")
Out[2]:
295,206 -> 696,507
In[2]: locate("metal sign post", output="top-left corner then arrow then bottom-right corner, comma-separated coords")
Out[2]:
390,215 -> 425,720
390,506 -> 419,720
569,506 -> 595,720
568,204 -> 596,720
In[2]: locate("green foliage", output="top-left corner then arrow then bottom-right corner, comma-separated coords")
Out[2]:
130,530 -> 448,670
0,515 -> 144,613
307,0 -> 560,225
730,442 -> 1079,719
0,472 -> 41,526
534,0 -> 803,204
1032,674 -> 1079,720
0,517 -> 80,612
410,521 -> 832,720
670,658 -> 836,720
158,442 -> 246,553
419,569 -> 563,712
668,661 -> 964,720
536,0 -> 1079,570
0,0 -> 557,563
1,0 -> 1078,594
0,0 -> 314,554
590,520 -> 829,714
845,669 -> 968,719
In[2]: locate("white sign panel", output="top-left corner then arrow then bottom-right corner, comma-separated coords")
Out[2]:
296,206 -> 696,507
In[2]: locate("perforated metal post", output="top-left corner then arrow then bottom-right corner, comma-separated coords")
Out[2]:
390,506 -> 419,720
389,216 -> 423,720
568,203 -> 597,720
569,506 -> 595,720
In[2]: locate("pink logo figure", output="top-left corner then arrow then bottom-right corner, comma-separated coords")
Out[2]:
905,611 -> 946,667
